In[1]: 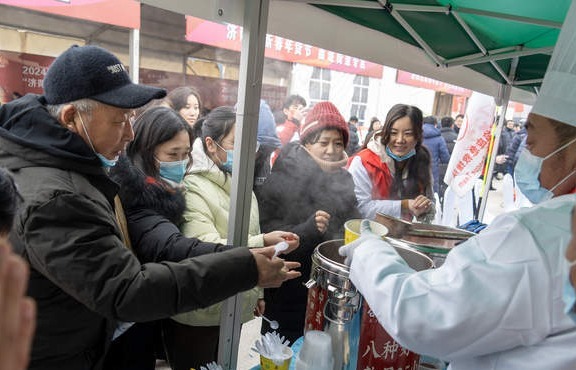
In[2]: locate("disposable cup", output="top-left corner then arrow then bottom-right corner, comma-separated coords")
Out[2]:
259,346 -> 293,370
344,219 -> 388,244
295,330 -> 334,370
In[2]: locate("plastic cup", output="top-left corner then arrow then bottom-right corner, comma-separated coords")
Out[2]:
344,219 -> 389,244
259,346 -> 293,370
295,330 -> 334,370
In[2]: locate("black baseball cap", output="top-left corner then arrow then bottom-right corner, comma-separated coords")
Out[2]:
43,45 -> 166,108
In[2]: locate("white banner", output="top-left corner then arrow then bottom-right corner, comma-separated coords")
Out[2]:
444,92 -> 495,197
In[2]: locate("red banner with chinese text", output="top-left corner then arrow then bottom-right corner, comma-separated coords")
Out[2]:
185,16 -> 383,79
397,70 -> 472,97
444,92 -> 496,197
0,51 -> 55,103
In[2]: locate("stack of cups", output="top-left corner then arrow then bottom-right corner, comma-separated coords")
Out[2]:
259,347 -> 293,370
294,330 -> 334,370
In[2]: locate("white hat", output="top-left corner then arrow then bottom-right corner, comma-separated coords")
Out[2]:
532,1 -> 576,127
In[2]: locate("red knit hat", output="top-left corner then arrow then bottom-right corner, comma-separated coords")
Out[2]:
299,101 -> 349,146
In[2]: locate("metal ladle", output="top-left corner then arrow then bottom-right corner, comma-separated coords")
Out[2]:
261,315 -> 279,330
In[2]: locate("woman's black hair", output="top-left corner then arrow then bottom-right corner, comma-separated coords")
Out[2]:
0,168 -> 21,235
199,106 -> 236,151
166,86 -> 203,113
197,106 -> 236,175
368,117 -> 381,131
380,104 -> 431,199
126,106 -> 193,179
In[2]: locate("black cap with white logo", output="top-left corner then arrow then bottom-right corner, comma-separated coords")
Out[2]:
43,45 -> 166,108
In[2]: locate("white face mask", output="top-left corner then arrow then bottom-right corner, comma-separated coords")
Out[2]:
77,112 -> 119,168
515,137 -> 576,204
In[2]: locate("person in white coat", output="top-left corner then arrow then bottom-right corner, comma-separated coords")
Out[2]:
340,3 -> 576,366
564,206 -> 576,323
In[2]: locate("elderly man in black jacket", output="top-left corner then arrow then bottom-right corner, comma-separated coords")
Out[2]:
0,45 -> 299,370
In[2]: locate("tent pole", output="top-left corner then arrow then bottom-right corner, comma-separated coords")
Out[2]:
218,1 -> 268,369
477,59 -> 518,221
129,28 -> 140,83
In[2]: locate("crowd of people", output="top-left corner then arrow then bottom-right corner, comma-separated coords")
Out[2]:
1,39 -> 576,370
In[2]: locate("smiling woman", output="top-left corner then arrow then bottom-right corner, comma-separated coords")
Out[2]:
347,103 -> 435,223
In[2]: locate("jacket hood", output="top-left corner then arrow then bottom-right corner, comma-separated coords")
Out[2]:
189,138 -> 231,192
423,123 -> 442,139
0,94 -> 101,172
257,100 -> 281,149
110,156 -> 186,224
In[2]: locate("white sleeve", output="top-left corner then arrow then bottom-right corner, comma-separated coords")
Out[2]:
348,156 -> 401,220
349,212 -> 552,360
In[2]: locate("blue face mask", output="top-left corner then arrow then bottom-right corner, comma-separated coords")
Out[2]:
96,153 -> 119,168
157,158 -> 189,184
562,261 -> 576,323
515,137 -> 576,204
215,142 -> 234,173
385,145 -> 416,162
78,112 -> 119,169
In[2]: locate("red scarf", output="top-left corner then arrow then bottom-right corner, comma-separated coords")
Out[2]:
349,149 -> 393,199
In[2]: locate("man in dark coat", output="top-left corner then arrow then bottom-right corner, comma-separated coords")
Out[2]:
422,116 -> 450,194
505,123 -> 528,176
439,116 -> 458,199
0,45 -> 298,370
346,115 -> 361,155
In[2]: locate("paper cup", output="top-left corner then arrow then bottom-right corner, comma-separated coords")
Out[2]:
259,346 -> 293,370
344,219 -> 389,244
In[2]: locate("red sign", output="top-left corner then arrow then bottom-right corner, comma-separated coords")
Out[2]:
0,0 -> 140,29
357,301 -> 419,370
0,51 -> 55,103
397,70 -> 472,97
185,16 -> 383,79
452,95 -> 468,116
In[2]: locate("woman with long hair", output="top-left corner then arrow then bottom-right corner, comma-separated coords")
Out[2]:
166,86 -> 202,127
348,103 -> 435,222
107,106 -> 299,370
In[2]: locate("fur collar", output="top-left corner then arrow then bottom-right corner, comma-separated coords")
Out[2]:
110,156 -> 186,225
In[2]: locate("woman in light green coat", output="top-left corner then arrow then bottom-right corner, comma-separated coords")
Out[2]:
163,106 -> 299,370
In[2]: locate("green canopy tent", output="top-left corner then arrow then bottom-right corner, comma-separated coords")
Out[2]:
297,0 -> 571,219
311,0 -> 569,94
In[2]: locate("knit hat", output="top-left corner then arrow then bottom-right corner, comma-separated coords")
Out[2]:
300,101 -> 349,146
532,1 -> 576,127
43,45 -> 166,108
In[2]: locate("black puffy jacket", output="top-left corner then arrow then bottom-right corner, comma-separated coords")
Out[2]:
110,157 -> 232,263
258,142 -> 360,342
0,95 -> 257,370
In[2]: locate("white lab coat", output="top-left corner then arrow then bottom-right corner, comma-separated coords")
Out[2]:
350,194 -> 576,370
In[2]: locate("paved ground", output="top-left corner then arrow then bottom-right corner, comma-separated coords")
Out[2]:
156,181 -> 507,370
